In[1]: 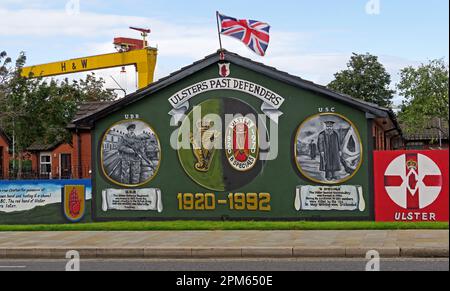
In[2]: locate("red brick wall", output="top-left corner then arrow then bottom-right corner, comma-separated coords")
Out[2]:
72,131 -> 92,179
27,130 -> 93,180
30,143 -> 74,179
373,122 -> 386,150
51,143 -> 73,178
31,153 -> 39,173
0,136 -> 9,179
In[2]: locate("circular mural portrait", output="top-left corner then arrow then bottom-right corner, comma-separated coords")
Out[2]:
101,120 -> 161,187
177,98 -> 264,191
295,113 -> 363,184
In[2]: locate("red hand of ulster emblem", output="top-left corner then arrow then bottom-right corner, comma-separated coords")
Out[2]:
69,188 -> 81,217
408,169 -> 418,194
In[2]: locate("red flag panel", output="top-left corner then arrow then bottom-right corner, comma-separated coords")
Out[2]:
374,150 -> 449,222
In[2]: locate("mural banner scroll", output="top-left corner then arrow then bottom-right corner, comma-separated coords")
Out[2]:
168,78 -> 285,124
101,188 -> 163,213
295,185 -> 365,212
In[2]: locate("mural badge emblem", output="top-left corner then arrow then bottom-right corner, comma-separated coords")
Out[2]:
218,63 -> 230,77
191,119 -> 221,172
63,185 -> 86,223
225,116 -> 259,172
384,153 -> 443,210
178,98 -> 264,192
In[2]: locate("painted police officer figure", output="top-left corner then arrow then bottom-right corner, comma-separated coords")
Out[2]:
295,113 -> 362,184
118,123 -> 143,184
318,121 -> 342,181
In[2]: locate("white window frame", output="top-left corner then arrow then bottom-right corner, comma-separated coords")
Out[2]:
40,152 -> 52,176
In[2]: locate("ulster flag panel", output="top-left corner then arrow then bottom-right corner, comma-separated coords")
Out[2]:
374,150 -> 449,222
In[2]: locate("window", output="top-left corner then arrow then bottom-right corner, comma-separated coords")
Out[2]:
40,153 -> 51,175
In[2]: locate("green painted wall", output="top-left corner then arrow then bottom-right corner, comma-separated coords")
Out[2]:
92,62 -> 373,220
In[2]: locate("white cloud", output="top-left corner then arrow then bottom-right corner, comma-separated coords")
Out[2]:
0,6 -> 425,106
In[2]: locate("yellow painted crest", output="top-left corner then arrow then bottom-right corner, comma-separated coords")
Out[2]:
63,185 -> 86,223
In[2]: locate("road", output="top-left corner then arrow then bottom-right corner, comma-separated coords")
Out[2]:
0,258 -> 448,271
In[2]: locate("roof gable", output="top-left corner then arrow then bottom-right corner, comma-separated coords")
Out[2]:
72,50 -> 393,127
27,140 -> 65,152
68,101 -> 115,129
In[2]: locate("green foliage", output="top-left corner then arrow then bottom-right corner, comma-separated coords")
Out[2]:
0,51 -> 117,162
0,51 -> 40,152
397,59 -> 449,134
0,201 -> 92,225
328,53 -> 395,108
9,159 -> 32,172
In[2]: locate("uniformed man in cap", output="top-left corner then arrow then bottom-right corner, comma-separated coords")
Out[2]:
317,120 -> 342,181
118,123 -> 143,184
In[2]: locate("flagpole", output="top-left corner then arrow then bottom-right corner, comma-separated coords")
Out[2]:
216,11 -> 223,51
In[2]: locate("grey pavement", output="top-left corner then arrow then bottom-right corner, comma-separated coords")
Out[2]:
0,230 -> 448,259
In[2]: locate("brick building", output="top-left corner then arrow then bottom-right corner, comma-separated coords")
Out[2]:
27,141 -> 74,179
67,101 -> 113,179
22,102 -> 113,180
373,117 -> 404,150
0,128 -> 11,180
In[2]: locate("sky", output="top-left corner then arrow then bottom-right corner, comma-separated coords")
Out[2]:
0,0 -> 448,105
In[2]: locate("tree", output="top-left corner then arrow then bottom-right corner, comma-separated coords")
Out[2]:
0,51 -> 43,177
328,53 -> 395,108
33,74 -> 116,144
397,59 -> 449,134
0,51 -> 117,178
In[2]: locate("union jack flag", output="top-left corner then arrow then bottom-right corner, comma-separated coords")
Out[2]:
218,13 -> 271,56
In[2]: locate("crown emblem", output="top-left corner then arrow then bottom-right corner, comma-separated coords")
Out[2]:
407,160 -> 417,170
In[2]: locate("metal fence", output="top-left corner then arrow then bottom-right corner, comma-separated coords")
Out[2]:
2,165 -> 92,180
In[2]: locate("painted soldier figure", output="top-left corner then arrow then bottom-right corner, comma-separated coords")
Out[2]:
318,121 -> 342,181
118,123 -> 142,184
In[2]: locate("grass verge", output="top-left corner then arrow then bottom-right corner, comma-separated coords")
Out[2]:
0,221 -> 448,231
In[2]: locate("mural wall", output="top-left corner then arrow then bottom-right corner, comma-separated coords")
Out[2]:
0,60 -> 448,224
0,179 -> 92,224
91,61 -> 374,221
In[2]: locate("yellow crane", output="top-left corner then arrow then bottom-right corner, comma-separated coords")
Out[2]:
21,27 -> 157,90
